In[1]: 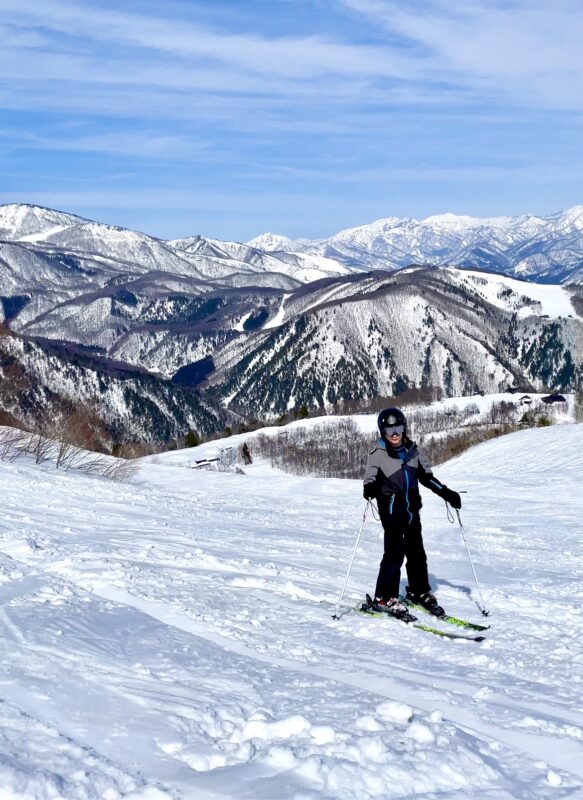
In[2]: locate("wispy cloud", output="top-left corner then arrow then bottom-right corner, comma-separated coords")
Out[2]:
0,0 -> 412,80
0,0 -> 580,238
1,129 -> 216,161
338,0 -> 583,109
0,0 -> 494,141
4,0 -> 577,132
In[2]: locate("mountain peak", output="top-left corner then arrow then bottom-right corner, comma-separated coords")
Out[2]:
247,205 -> 583,282
0,203 -> 88,243
246,232 -> 296,251
421,212 -> 491,229
557,205 -> 583,227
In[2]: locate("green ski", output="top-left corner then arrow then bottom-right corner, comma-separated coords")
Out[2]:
400,596 -> 490,632
359,596 -> 486,641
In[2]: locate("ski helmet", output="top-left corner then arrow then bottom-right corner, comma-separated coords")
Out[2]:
377,407 -> 407,438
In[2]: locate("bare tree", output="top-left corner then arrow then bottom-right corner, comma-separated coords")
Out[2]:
0,427 -> 29,460
96,457 -> 139,482
7,429 -> 56,465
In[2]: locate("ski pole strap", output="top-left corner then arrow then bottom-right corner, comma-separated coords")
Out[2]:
445,490 -> 467,522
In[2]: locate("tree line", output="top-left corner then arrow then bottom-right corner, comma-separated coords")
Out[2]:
239,398 -> 565,479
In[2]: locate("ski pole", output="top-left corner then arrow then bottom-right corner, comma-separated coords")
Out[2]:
456,509 -> 489,617
332,501 -> 370,620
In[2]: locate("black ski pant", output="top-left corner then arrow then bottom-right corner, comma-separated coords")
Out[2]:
374,512 -> 431,601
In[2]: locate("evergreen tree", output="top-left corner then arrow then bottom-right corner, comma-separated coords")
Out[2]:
185,429 -> 200,448
241,442 -> 252,465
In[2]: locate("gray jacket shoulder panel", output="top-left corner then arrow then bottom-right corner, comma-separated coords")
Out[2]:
363,446 -> 385,485
417,448 -> 432,474
364,441 -> 404,483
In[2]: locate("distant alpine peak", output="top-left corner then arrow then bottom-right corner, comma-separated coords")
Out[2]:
421,212 -> 506,229
246,232 -> 297,251
335,216 -> 403,234
556,204 -> 583,227
251,205 -> 583,245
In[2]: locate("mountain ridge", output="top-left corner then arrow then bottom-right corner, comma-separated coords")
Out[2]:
248,205 -> 583,284
3,202 -> 583,286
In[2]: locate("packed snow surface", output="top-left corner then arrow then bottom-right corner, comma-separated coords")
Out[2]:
1,424 -> 582,799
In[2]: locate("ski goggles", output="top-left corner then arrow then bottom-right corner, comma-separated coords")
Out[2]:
383,424 -> 404,436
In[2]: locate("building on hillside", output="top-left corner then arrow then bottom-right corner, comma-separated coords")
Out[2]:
541,394 -> 567,404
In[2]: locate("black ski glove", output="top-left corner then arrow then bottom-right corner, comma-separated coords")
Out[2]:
441,486 -> 462,509
363,483 -> 377,501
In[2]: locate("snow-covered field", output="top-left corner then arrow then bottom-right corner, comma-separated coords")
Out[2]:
1,423 -> 582,799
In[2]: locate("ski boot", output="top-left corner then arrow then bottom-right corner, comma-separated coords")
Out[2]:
406,587 -> 445,618
363,594 -> 417,622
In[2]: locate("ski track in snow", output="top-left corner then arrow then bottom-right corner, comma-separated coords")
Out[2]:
0,425 -> 582,799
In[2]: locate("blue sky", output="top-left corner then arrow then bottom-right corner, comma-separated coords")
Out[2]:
0,0 -> 582,240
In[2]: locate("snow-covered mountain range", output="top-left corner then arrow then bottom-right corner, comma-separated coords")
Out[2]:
0,204 -> 350,290
3,202 -> 583,290
1,203 -> 582,438
249,206 -> 583,284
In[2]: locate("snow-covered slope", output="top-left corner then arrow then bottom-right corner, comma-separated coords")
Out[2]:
0,203 -> 87,242
0,423 -> 582,798
158,391 -> 574,466
444,268 -> 577,317
42,222 -> 210,281
249,205 -> 583,283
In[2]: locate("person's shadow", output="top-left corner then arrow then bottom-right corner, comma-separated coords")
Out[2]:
434,576 -> 474,598
402,573 -> 473,600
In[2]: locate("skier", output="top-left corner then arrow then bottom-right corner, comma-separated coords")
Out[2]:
363,407 -> 461,618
